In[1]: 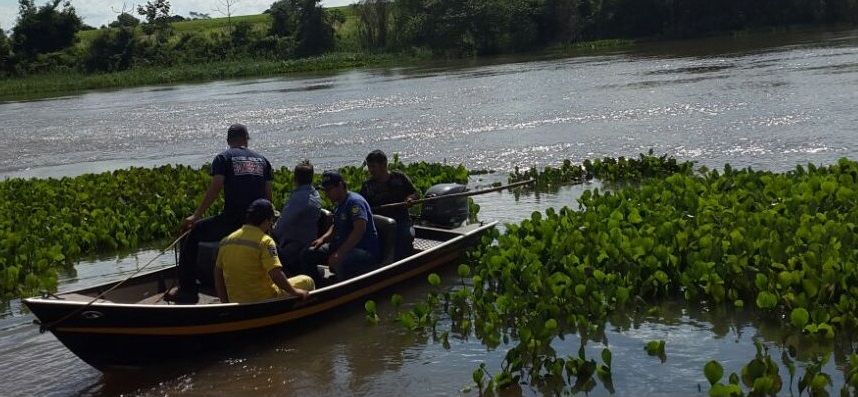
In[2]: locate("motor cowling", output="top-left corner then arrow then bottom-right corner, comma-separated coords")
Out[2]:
420,183 -> 469,228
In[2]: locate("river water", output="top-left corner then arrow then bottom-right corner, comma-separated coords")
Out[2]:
2,28 -> 858,396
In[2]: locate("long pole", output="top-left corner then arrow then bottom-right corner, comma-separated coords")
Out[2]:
373,179 -> 535,211
36,230 -> 190,333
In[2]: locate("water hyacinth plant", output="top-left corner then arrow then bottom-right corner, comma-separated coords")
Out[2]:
388,155 -> 858,394
0,159 -> 473,298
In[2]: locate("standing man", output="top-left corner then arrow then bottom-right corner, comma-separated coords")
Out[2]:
214,199 -> 314,304
272,159 -> 321,276
167,123 -> 273,304
300,170 -> 380,283
360,150 -> 420,260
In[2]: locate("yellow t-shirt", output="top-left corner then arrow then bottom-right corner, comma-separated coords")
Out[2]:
216,225 -> 284,303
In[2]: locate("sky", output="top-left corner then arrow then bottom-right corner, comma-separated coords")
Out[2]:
1,0 -> 351,34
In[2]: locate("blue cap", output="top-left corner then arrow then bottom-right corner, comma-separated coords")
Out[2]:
318,170 -> 344,190
246,198 -> 275,219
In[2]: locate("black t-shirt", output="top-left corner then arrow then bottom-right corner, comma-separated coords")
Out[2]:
211,147 -> 273,216
360,170 -> 418,222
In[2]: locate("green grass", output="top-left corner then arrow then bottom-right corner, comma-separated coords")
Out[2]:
0,52 -> 409,102
172,13 -> 271,34
78,7 -> 357,41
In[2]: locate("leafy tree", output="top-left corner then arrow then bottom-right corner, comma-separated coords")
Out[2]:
137,0 -> 172,35
84,26 -> 136,72
11,0 -> 82,59
354,0 -> 390,50
294,0 -> 334,56
108,12 -> 141,28
268,0 -> 334,57
188,11 -> 211,19
269,0 -> 300,37
327,8 -> 346,29
0,26 -> 10,75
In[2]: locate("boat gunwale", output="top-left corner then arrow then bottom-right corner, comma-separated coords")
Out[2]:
23,221 -> 497,313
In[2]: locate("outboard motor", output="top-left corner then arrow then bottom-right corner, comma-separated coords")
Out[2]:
420,183 -> 469,228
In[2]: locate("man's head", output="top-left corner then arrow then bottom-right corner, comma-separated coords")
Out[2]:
318,170 -> 347,202
246,198 -> 276,230
365,149 -> 389,181
294,159 -> 314,187
226,123 -> 249,146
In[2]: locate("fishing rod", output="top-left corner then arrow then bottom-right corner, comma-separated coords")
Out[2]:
372,179 -> 536,211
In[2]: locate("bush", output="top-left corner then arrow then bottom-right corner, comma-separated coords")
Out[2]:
84,28 -> 137,72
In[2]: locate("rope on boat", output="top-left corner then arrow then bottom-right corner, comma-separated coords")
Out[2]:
36,230 -> 190,333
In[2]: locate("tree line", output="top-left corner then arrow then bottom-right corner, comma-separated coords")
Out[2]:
1,0 -> 857,78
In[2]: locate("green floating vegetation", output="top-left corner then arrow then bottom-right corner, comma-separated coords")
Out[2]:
508,150 -> 694,193
0,159 -> 472,299
387,155 -> 858,395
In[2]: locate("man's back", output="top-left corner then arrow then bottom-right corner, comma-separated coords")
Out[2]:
216,225 -> 281,303
273,184 -> 322,246
214,147 -> 273,217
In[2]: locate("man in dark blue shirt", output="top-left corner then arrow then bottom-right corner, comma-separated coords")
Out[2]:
166,123 -> 274,304
272,159 -> 321,276
300,170 -> 380,284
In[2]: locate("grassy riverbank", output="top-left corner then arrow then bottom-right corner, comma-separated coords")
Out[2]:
0,52 -> 413,102
0,5 -> 635,102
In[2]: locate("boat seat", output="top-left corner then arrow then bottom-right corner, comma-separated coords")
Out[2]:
373,214 -> 397,266
196,240 -> 220,287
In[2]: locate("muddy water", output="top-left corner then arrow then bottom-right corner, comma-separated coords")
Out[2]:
3,27 -> 858,396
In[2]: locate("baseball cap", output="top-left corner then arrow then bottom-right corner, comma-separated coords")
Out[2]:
227,123 -> 248,141
318,170 -> 344,190
246,198 -> 275,219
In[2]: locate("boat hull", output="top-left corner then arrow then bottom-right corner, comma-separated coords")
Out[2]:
24,222 -> 496,370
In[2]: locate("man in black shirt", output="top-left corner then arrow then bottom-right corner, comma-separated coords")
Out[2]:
359,150 -> 419,261
166,123 -> 274,303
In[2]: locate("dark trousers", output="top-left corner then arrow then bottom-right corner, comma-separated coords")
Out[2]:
394,219 -> 415,260
299,243 -> 378,284
178,213 -> 243,291
278,240 -> 307,276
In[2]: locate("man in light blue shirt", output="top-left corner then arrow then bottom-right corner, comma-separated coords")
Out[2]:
273,160 -> 322,276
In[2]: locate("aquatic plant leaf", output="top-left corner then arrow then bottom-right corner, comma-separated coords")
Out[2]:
704,361 -> 724,386
755,291 -> 778,309
789,308 -> 809,328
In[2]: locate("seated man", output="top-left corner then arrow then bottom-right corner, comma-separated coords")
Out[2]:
360,149 -> 420,260
214,199 -> 314,304
272,159 -> 321,276
300,170 -> 380,283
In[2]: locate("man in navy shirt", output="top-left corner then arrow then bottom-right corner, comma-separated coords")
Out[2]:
167,123 -> 274,303
360,149 -> 420,260
272,159 -> 321,276
300,170 -> 380,283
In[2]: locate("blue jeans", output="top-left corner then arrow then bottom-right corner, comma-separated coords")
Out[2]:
278,239 -> 307,276
299,243 -> 378,283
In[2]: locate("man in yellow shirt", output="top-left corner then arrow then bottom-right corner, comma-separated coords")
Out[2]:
214,199 -> 314,303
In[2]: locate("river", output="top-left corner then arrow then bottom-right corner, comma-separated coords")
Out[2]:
2,27 -> 858,396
